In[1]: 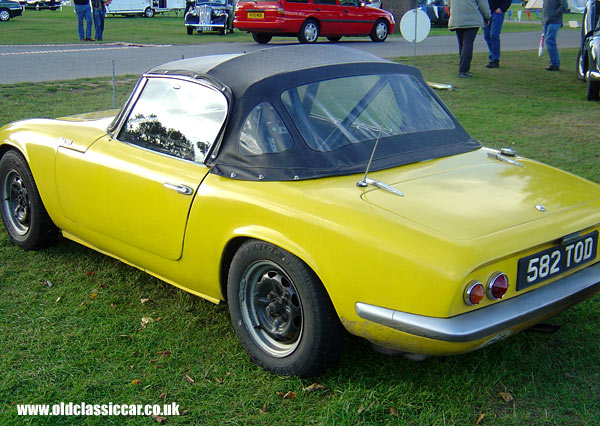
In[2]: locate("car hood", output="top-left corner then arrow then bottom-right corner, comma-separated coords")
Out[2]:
361,148 -> 600,241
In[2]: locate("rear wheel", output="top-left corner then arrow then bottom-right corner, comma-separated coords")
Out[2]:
327,36 -> 342,42
252,32 -> 272,44
227,240 -> 343,377
144,7 -> 154,17
370,19 -> 388,42
0,9 -> 10,21
298,19 -> 319,43
0,151 -> 57,250
186,26 -> 194,35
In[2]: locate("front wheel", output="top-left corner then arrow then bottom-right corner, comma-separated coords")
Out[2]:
0,151 -> 57,250
144,7 -> 154,17
227,240 -> 343,377
370,19 -> 389,42
252,32 -> 272,44
0,8 -> 10,21
298,19 -> 319,43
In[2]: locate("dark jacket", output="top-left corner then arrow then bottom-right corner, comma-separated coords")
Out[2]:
73,0 -> 90,5
488,0 -> 511,13
543,0 -> 569,25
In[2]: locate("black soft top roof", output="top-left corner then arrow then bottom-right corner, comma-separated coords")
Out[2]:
147,45 -> 479,181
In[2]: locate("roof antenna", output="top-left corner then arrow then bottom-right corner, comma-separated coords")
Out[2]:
356,88 -> 403,197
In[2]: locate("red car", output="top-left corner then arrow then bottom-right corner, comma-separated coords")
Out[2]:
234,0 -> 395,44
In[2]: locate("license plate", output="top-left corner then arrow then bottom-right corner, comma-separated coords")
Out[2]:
517,230 -> 598,290
201,26 -> 211,31
247,11 -> 264,19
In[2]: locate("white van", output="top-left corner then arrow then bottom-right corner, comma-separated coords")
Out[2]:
106,0 -> 185,17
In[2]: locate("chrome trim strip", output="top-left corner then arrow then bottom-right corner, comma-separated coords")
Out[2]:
356,262 -> 600,343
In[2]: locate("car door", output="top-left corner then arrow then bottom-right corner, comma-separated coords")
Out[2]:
55,76 -> 228,261
312,0 -> 341,34
338,0 -> 372,35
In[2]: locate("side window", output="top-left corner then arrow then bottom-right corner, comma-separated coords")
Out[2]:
340,0 -> 358,5
314,0 -> 336,4
118,78 -> 228,164
239,102 -> 293,155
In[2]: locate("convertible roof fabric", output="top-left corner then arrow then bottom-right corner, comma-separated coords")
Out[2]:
148,45 -> 480,181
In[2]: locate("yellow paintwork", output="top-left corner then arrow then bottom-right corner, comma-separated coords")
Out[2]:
1,111 -> 600,356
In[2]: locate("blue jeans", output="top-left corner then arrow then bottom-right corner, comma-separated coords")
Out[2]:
544,23 -> 561,67
93,8 -> 105,41
75,4 -> 92,40
483,11 -> 505,62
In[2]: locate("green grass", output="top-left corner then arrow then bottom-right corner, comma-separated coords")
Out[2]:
0,49 -> 599,425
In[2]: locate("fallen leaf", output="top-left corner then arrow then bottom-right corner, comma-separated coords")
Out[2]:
155,317 -> 162,321
357,405 -> 365,414
259,403 -> 268,414
42,269 -> 52,273
90,291 -> 97,299
56,297 -> 61,303
282,391 -> 297,400
157,350 -> 171,357
149,359 -> 156,364
185,375 -> 195,384
276,392 -> 284,397
99,283 -> 106,288
181,409 -> 189,415
85,271 -> 96,277
303,383 -> 326,392
155,365 -> 164,369
158,392 -> 166,399
140,317 -> 154,328
110,303 -> 117,309
78,302 -> 86,307
131,351 -> 137,355
226,372 -> 232,377
389,407 -> 398,417
499,392 -> 514,403
151,414 -> 167,424
475,413 -> 486,425
130,365 -> 135,369
140,298 -> 151,304
131,379 -> 141,385
215,377 -> 223,384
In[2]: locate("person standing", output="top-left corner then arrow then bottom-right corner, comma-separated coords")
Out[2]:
74,0 -> 93,41
483,0 -> 511,68
92,0 -> 108,41
542,0 -> 568,71
448,0 -> 491,78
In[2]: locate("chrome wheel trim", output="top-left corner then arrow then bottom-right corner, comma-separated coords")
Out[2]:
375,21 -> 387,40
0,10 -> 10,21
304,22 -> 318,42
2,169 -> 30,236
239,260 -> 304,358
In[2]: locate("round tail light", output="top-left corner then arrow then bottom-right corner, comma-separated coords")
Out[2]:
464,281 -> 485,305
488,272 -> 509,300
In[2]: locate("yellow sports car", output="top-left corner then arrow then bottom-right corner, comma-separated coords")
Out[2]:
1,45 -> 599,377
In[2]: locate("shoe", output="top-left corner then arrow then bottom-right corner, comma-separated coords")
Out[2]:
458,72 -> 473,78
545,65 -> 559,71
85,38 -> 96,41
486,60 -> 499,68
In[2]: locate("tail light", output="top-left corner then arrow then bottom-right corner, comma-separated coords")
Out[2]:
487,272 -> 509,300
464,281 -> 485,305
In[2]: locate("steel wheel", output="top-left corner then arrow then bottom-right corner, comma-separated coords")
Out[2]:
2,169 -> 30,236
0,9 -> 10,21
239,260 -> 303,357
144,7 -> 154,17
298,19 -> 319,43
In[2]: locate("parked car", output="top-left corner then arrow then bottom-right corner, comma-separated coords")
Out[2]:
577,0 -> 600,100
1,45 -> 599,377
106,0 -> 185,17
418,0 -> 449,27
234,0 -> 395,43
185,0 -> 235,35
24,0 -> 61,10
0,0 -> 22,20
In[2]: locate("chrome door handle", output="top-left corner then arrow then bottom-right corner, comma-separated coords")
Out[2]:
163,182 -> 194,195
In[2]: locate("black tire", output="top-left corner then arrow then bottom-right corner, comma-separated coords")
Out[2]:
298,19 -> 319,43
0,8 -> 10,21
327,36 -> 342,42
227,240 -> 343,377
252,32 -> 272,44
219,27 -> 226,36
576,48 -> 586,81
0,151 -> 57,250
187,26 -> 194,35
144,7 -> 154,17
370,18 -> 389,42
586,77 -> 600,101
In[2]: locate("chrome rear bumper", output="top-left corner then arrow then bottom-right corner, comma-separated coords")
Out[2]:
356,262 -> 600,343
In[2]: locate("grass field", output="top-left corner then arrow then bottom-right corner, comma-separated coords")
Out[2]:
0,5 -> 580,45
0,49 -> 599,425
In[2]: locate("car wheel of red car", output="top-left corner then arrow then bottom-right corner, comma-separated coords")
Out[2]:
0,151 -> 57,250
327,36 -> 342,42
576,49 -> 586,82
298,19 -> 319,44
252,32 -> 273,44
370,19 -> 389,42
227,240 -> 343,377
0,9 -> 10,21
